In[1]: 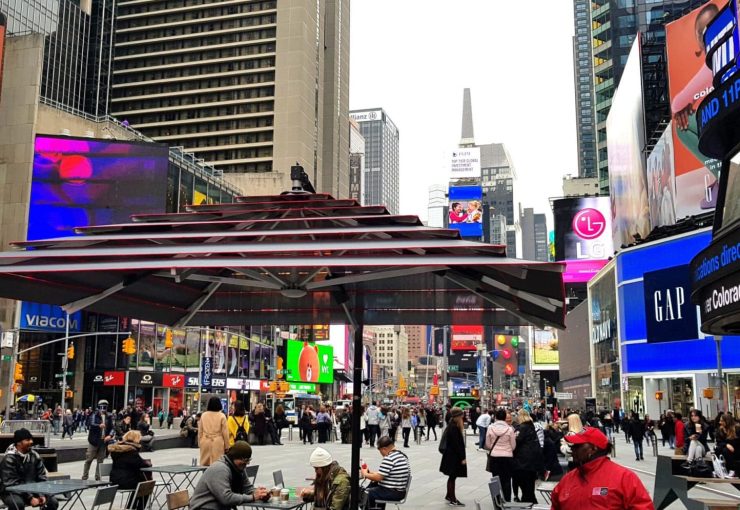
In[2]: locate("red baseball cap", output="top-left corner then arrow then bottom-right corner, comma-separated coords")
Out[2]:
564,427 -> 609,450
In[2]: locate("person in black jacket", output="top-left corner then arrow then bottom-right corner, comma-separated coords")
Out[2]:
0,428 -> 58,510
513,410 -> 543,504
439,408 -> 467,506
628,412 -> 645,461
82,399 -> 115,480
109,430 -> 151,510
685,409 -> 710,465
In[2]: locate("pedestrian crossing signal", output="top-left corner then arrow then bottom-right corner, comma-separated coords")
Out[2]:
66,343 -> 75,359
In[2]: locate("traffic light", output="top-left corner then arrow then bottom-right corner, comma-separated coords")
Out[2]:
13,362 -> 23,382
122,337 -> 137,355
65,390 -> 73,399
164,329 -> 173,349
276,356 -> 284,379
66,343 -> 75,359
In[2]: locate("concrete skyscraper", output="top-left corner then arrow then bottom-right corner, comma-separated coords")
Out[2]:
349,108 -> 400,214
111,0 -> 350,197
572,0 -> 597,179
520,207 -> 548,262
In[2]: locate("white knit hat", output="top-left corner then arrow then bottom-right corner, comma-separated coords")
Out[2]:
309,447 -> 333,467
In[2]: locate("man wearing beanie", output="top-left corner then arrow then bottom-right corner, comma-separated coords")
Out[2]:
300,447 -> 350,510
190,441 -> 268,510
0,428 -> 58,509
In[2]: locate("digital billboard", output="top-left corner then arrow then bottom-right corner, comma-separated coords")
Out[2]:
449,147 -> 481,179
450,325 -> 482,351
607,36 -> 651,249
666,1 -> 723,218
531,327 -> 559,371
553,197 -> 612,283
286,339 -> 334,384
646,123 -> 677,228
448,185 -> 483,238
28,135 -> 169,240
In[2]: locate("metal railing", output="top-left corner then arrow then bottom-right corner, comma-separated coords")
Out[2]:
0,419 -> 52,447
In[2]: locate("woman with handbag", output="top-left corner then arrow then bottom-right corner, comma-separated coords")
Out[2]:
108,430 -> 152,510
485,408 -> 517,502
439,408 -> 467,506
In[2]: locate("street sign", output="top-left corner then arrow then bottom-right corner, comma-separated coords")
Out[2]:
554,392 -> 573,400
448,365 -> 459,371
1,355 -> 11,361
54,371 -> 73,379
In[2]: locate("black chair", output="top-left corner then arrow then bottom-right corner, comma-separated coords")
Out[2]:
273,470 -> 284,488
489,477 -> 532,510
246,465 -> 259,486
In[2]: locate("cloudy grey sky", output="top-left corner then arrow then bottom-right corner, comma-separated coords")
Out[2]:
349,0 -> 578,228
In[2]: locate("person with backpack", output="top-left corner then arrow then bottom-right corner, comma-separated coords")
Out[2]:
228,401 -> 251,446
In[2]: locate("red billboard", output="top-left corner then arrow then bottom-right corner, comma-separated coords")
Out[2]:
163,373 -> 185,388
450,325 -> 483,351
666,1 -> 723,218
103,371 -> 125,386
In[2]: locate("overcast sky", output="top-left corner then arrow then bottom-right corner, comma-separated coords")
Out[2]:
349,0 -> 578,228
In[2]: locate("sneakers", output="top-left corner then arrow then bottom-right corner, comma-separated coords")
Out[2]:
447,500 -> 465,506
543,470 -> 551,481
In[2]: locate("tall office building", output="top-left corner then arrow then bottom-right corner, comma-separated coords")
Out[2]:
572,0 -> 597,179
520,207 -> 548,262
349,118 -> 365,204
589,0 -> 710,194
405,325 -> 427,365
111,0 -> 350,197
349,108 -> 400,214
364,325 -> 408,379
481,143 -> 517,258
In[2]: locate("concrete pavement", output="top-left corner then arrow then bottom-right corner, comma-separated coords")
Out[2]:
40,426 -> 740,508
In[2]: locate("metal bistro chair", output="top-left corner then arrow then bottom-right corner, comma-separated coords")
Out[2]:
91,485 -> 119,510
118,479 -> 156,510
99,463 -> 135,507
273,470 -> 284,488
488,477 -> 532,510
165,490 -> 190,510
245,465 -> 259,486
374,475 -> 411,510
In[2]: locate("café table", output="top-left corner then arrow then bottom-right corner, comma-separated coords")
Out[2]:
5,479 -> 107,510
141,464 -> 207,509
245,496 -> 308,510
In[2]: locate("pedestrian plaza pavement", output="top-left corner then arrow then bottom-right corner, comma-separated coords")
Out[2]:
46,427 -> 740,509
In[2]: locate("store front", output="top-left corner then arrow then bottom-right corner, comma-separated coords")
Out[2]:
588,263 -> 621,412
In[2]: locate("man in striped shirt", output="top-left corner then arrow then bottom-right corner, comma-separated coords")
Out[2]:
360,436 -> 410,509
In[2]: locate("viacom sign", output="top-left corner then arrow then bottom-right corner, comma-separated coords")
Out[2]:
20,302 -> 82,332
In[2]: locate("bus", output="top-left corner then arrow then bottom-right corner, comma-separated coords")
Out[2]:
265,393 -> 322,425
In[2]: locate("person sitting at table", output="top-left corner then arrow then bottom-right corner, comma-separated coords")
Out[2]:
360,436 -> 410,510
550,427 -> 653,510
108,430 -> 152,510
190,441 -> 269,510
0,428 -> 58,510
300,447 -> 350,510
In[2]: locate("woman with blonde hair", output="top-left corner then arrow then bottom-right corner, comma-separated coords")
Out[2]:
109,430 -> 152,510
439,407 -> 467,506
199,396 -> 229,466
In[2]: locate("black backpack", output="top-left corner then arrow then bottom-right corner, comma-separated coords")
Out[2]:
234,416 -> 249,442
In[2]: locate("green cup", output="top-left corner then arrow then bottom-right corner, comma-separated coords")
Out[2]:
289,487 -> 296,499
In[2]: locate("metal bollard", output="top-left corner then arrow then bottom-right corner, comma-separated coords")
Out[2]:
288,425 -> 293,441
653,437 -> 659,457
610,437 -> 616,458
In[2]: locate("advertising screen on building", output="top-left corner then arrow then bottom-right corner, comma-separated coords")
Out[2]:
531,327 -> 559,371
607,36 -> 651,249
666,1 -> 723,219
449,147 -> 481,179
286,339 -> 334,384
448,185 -> 483,238
553,196 -> 612,283
28,135 -> 169,240
646,124 -> 677,228
450,325 -> 482,351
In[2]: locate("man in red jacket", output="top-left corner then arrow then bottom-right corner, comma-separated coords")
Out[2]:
674,412 -> 686,454
551,427 -> 654,510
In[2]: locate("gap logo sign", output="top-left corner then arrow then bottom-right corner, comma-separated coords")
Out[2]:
643,265 -> 699,343
20,302 -> 82,332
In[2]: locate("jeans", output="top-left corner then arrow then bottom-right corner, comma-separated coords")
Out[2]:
688,440 -> 706,461
367,484 -> 405,510
633,439 -> 644,459
604,426 -> 613,442
368,424 -> 380,447
402,427 -> 411,447
669,434 -> 675,448
478,427 -> 487,448
426,424 -> 437,440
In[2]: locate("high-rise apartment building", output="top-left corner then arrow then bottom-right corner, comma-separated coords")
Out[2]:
589,0 -> 710,194
405,325 -> 427,365
520,207 -> 548,262
111,0 -> 350,197
349,108 -> 400,214
364,325 -> 408,379
572,0 -> 597,179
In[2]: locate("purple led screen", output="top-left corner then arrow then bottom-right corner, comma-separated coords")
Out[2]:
28,135 -> 169,240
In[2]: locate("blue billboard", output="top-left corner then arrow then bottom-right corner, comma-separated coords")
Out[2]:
20,302 -> 82,332
448,185 -> 483,238
617,229 -> 740,373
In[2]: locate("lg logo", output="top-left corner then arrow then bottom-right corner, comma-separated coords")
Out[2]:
573,208 -> 606,240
